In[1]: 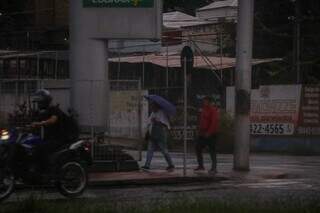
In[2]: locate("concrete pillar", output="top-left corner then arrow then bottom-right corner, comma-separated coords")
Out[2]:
70,0 -> 109,132
234,0 -> 254,171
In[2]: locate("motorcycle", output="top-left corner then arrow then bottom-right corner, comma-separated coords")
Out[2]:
0,127 -> 92,201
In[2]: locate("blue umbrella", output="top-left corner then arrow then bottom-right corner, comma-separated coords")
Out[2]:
145,95 -> 176,117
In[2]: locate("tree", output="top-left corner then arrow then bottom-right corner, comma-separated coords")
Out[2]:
254,0 -> 320,84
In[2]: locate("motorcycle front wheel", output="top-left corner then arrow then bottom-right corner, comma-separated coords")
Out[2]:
56,162 -> 88,198
0,169 -> 14,202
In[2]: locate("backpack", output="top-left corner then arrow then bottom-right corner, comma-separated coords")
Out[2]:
64,108 -> 80,142
54,105 -> 80,143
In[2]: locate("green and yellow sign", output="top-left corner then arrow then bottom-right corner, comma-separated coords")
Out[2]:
83,0 -> 154,8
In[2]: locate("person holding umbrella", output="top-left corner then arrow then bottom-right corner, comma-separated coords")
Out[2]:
141,95 -> 175,172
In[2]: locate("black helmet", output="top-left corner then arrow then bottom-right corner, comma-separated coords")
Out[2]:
33,89 -> 52,109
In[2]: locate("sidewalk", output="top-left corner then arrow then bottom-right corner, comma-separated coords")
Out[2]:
89,169 -> 226,187
89,153 -> 295,187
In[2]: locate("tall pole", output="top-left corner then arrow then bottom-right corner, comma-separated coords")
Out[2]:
117,47 -> 121,93
55,51 -> 58,79
142,47 -> 145,88
166,44 -> 169,93
295,0 -> 301,84
219,29 -> 223,82
183,57 -> 188,177
166,43 -> 169,88
234,0 -> 254,171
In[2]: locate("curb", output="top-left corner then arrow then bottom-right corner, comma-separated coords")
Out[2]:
12,174 -> 228,191
89,175 -> 228,188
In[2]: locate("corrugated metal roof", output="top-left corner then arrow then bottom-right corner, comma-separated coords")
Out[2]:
198,0 -> 238,11
0,51 -> 68,60
163,11 -> 211,29
109,53 -> 282,70
164,21 -> 211,29
163,11 -> 200,22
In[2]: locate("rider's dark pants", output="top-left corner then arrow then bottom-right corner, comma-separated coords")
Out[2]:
34,139 -> 64,170
7,139 -> 64,172
6,143 -> 24,171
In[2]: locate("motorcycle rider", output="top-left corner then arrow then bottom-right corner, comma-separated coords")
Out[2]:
7,89 -> 69,172
31,89 -> 69,171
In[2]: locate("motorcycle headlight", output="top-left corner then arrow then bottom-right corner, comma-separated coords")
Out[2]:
0,130 -> 10,141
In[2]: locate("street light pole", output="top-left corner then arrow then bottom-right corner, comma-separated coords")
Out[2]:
183,57 -> 188,177
294,0 -> 301,84
234,0 -> 254,171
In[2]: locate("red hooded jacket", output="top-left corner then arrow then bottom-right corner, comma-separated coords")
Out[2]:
199,105 -> 219,136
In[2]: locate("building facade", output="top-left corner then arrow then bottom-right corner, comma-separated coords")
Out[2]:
196,0 -> 238,23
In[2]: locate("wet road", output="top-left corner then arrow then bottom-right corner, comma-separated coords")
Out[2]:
6,153 -> 320,203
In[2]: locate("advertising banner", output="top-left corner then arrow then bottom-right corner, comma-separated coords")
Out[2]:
250,85 -> 320,136
250,85 -> 301,136
296,86 -> 320,136
83,0 -> 154,8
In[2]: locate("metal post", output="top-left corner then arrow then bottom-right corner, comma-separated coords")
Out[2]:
36,53 -> 40,89
55,51 -> 58,79
107,79 -> 111,146
118,48 -> 121,80
37,53 -> 40,79
295,0 -> 301,84
27,32 -> 30,50
219,30 -> 223,82
15,81 -> 18,106
0,80 -> 2,112
183,57 -> 188,177
0,80 -> 2,115
142,48 -> 145,88
17,56 -> 20,79
234,0 -> 254,171
90,80 -> 95,139
138,80 -> 143,161
166,44 -> 169,91
23,80 -> 27,100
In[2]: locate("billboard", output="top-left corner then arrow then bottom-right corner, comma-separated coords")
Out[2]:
83,0 -> 154,8
250,85 -> 320,136
250,85 -> 301,136
296,86 -> 320,135
72,0 -> 162,39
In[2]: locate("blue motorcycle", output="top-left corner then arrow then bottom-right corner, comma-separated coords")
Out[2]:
0,127 -> 92,201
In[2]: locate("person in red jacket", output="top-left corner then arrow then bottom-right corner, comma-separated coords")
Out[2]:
195,96 -> 220,174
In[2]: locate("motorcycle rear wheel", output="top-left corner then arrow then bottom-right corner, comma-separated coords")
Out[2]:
56,162 -> 87,198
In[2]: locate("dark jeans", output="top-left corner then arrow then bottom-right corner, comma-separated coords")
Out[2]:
145,124 -> 174,168
195,134 -> 218,170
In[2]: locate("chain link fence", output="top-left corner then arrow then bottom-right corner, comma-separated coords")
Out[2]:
0,44 -> 234,175
93,80 -> 146,163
